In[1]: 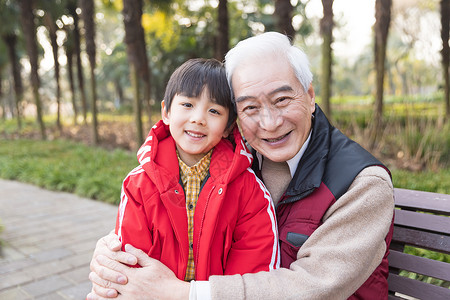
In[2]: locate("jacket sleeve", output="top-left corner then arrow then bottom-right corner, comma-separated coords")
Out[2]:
209,166 -> 394,300
223,169 -> 280,275
115,171 -> 153,264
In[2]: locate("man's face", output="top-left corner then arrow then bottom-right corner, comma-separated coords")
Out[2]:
232,54 -> 315,162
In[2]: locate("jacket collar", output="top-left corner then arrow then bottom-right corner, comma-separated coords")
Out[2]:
285,104 -> 330,201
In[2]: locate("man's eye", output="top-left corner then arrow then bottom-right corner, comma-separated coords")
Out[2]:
243,105 -> 257,112
275,97 -> 290,106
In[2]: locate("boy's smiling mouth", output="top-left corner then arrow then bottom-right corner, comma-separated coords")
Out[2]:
186,131 -> 206,138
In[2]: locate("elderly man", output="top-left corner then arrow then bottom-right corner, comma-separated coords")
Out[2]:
88,32 -> 394,300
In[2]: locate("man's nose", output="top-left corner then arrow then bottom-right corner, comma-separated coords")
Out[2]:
259,106 -> 282,131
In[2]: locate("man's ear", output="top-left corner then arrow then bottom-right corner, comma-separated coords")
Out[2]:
161,100 -> 170,125
307,84 -> 316,113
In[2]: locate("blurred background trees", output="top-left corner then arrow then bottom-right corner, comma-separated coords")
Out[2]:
0,0 -> 448,153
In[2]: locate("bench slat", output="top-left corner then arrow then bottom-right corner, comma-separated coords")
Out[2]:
394,188 -> 450,215
387,294 -> 406,300
392,226 -> 450,254
388,273 -> 450,300
394,209 -> 450,234
388,250 -> 450,281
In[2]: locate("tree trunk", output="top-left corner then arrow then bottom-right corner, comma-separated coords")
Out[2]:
115,79 -> 124,107
19,0 -> 46,139
215,0 -> 229,61
79,0 -> 99,144
134,0 -> 151,131
320,0 -> 334,118
65,37 -> 79,124
441,0 -> 450,119
68,0 -> 88,124
130,63 -> 143,148
372,0 -> 392,148
122,0 -> 150,146
3,34 -> 23,129
274,0 -> 295,40
43,12 -> 62,132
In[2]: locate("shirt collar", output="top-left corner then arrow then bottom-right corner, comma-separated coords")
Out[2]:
177,150 -> 212,180
257,130 -> 312,178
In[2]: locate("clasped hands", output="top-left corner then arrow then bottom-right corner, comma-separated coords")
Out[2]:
87,231 -> 190,300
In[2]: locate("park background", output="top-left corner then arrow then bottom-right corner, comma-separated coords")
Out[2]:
0,0 -> 449,289
2,0 -> 448,198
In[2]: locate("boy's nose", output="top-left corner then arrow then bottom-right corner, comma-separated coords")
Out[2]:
190,109 -> 206,125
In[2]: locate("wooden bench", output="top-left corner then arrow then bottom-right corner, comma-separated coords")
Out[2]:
388,188 -> 450,300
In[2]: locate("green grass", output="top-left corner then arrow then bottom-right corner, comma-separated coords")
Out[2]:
391,169 -> 450,194
0,139 -> 137,204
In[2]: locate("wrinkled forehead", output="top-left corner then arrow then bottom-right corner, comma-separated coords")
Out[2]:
231,56 -> 300,100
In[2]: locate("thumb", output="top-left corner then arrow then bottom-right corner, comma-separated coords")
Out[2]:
124,244 -> 152,267
105,230 -> 122,251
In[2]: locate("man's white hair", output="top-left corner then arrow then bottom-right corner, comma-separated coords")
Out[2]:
224,31 -> 313,97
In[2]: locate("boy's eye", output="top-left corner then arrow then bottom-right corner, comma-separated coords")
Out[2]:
209,107 -> 226,116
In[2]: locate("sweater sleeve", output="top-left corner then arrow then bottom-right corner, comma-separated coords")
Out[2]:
223,169 -> 280,275
209,166 -> 394,300
115,172 -> 153,263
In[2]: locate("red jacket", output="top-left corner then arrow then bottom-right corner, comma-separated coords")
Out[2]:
116,120 -> 280,281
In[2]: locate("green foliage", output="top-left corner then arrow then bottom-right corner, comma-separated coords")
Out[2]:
332,99 -> 449,171
404,246 -> 450,263
391,169 -> 450,194
0,139 -> 137,204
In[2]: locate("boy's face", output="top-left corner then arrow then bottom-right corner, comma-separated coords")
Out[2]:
162,87 -> 230,167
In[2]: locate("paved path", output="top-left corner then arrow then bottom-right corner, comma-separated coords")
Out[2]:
0,179 -> 118,299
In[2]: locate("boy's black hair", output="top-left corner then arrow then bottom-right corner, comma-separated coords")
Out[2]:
163,58 -> 236,128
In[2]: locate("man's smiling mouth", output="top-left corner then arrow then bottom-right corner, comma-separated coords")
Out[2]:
263,131 -> 291,143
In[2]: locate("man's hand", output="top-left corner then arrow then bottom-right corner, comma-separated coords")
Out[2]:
88,231 -> 138,299
89,244 -> 190,300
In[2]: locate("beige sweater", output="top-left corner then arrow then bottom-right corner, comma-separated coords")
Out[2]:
209,166 -> 394,300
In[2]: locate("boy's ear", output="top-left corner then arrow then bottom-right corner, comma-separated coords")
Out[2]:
161,100 -> 170,125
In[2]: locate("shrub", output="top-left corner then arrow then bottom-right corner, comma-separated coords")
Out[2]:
0,139 -> 137,204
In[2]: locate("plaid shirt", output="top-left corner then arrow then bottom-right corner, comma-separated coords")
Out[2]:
178,150 -> 212,281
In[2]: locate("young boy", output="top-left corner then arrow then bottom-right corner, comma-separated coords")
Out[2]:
116,58 -> 279,281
